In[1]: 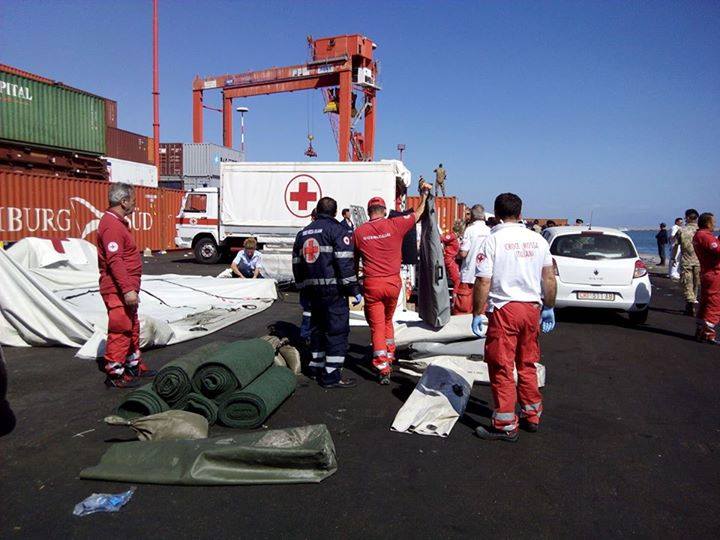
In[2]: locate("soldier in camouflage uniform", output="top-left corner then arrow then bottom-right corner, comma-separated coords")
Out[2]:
672,208 -> 700,316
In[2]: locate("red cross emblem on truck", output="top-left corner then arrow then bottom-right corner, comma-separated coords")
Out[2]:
303,238 -> 321,263
284,174 -> 322,218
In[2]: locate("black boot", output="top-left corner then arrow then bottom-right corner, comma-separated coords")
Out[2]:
474,425 -> 519,442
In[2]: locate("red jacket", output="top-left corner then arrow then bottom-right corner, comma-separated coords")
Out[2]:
97,210 -> 142,295
693,229 -> 720,274
440,233 -> 460,260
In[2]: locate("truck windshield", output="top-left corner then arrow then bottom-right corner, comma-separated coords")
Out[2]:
183,194 -> 207,213
551,233 -> 637,260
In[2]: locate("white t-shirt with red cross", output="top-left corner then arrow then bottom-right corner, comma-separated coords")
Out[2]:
475,222 -> 552,310
459,220 -> 491,284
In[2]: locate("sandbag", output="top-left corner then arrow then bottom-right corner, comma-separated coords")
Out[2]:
417,195 -> 451,328
409,339 -> 485,359
278,345 -> 302,375
104,410 -> 208,441
116,384 -> 169,419
218,365 -> 297,429
191,339 -> 275,399
153,342 -> 225,405
181,392 -> 219,425
80,424 -> 337,485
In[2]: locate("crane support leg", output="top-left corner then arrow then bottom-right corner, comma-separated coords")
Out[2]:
338,70 -> 352,161
364,92 -> 376,161
192,89 -> 203,143
223,93 -> 233,148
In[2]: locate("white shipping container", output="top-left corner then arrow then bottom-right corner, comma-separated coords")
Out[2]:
105,156 -> 158,187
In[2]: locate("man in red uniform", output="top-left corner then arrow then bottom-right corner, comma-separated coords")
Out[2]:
97,183 -> 155,388
355,180 -> 431,384
693,212 -> 720,344
440,223 -> 462,290
471,192 -> 557,442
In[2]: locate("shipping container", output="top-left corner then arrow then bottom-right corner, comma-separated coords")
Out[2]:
159,177 -> 183,190
106,127 -> 152,164
105,156 -> 158,187
159,143 -> 183,176
147,137 -> 156,164
182,143 -> 244,177
406,195 -> 457,233
104,99 -> 117,128
0,170 -> 183,251
0,68 -> 106,155
182,176 -> 220,190
457,203 -> 468,222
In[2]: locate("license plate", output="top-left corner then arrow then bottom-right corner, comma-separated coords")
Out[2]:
577,292 -> 614,301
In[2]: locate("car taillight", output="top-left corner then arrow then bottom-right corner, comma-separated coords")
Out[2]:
634,259 -> 647,278
552,258 -> 559,277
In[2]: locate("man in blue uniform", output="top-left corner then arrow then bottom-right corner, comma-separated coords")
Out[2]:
293,197 -> 362,388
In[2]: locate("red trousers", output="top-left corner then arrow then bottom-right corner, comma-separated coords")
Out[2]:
485,302 -> 543,432
697,271 -> 720,340
102,292 -> 140,376
444,256 -> 461,289
452,282 -> 474,314
363,275 -> 401,375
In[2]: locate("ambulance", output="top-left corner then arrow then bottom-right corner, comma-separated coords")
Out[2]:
175,161 -> 411,265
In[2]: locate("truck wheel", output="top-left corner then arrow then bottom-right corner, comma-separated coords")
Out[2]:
628,308 -> 649,325
194,238 -> 221,264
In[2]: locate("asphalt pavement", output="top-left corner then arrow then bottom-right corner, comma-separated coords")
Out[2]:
1,252 -> 719,538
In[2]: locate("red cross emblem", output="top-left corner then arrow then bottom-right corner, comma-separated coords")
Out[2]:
284,174 -> 322,218
303,238 -> 320,263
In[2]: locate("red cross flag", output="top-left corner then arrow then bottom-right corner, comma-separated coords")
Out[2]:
284,174 -> 322,218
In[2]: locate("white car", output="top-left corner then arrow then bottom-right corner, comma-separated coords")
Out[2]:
542,226 -> 652,324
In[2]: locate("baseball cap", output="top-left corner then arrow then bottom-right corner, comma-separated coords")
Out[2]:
367,196 -> 386,209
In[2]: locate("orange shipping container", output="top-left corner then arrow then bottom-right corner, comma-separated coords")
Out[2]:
406,195 -> 457,233
0,171 -> 182,251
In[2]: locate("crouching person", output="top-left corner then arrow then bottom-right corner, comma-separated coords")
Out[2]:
231,237 -> 263,278
97,183 -> 156,388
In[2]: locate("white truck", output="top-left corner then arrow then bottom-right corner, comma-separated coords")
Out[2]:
175,161 -> 411,265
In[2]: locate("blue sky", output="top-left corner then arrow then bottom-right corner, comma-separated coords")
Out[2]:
2,0 -> 719,227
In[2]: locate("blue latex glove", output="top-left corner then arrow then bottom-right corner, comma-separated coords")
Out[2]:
540,306 -> 556,333
471,314 -> 488,337
352,294 -> 363,306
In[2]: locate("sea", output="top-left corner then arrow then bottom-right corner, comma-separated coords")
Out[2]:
625,228 -> 720,256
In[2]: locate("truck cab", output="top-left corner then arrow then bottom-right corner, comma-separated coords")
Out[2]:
175,188 -> 222,263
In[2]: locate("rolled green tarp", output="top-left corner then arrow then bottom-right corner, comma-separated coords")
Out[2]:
80,424 -> 337,485
153,342 -> 225,405
191,339 -> 275,399
116,384 -> 169,420
181,392 -> 219,426
218,365 -> 296,429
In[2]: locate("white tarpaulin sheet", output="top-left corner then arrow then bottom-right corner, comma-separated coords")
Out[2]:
392,356 -> 547,437
0,239 -> 277,358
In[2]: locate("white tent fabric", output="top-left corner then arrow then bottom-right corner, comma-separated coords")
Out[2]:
392,356 -> 547,437
0,239 -> 277,358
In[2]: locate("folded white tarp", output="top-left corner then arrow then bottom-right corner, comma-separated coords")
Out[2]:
394,314 -> 479,348
391,356 -> 475,437
398,356 -> 546,387
408,339 -> 485,359
392,356 -> 547,437
0,239 -> 277,358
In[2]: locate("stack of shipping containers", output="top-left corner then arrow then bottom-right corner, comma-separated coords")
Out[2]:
0,64 -> 181,251
159,142 -> 244,190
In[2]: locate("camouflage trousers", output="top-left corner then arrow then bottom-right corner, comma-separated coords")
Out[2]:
681,265 -> 700,303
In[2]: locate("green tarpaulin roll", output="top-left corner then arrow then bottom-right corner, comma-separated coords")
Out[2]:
116,384 -> 169,419
218,365 -> 296,429
181,392 -> 219,425
191,339 -> 275,399
80,424 -> 337,485
153,343 -> 225,405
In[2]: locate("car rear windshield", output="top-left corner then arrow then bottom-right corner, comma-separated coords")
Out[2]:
550,233 -> 637,260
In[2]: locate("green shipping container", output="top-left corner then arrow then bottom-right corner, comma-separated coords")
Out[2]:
0,71 -> 106,154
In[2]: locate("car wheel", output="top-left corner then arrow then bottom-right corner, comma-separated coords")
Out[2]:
628,308 -> 649,325
194,238 -> 221,264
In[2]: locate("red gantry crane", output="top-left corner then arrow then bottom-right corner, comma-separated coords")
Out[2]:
192,34 -> 380,161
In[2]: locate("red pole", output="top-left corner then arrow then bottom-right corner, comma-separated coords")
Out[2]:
152,0 -> 160,173
338,70 -> 351,161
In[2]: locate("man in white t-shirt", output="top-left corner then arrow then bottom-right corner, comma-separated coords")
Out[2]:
453,204 -> 491,314
471,193 -> 557,442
